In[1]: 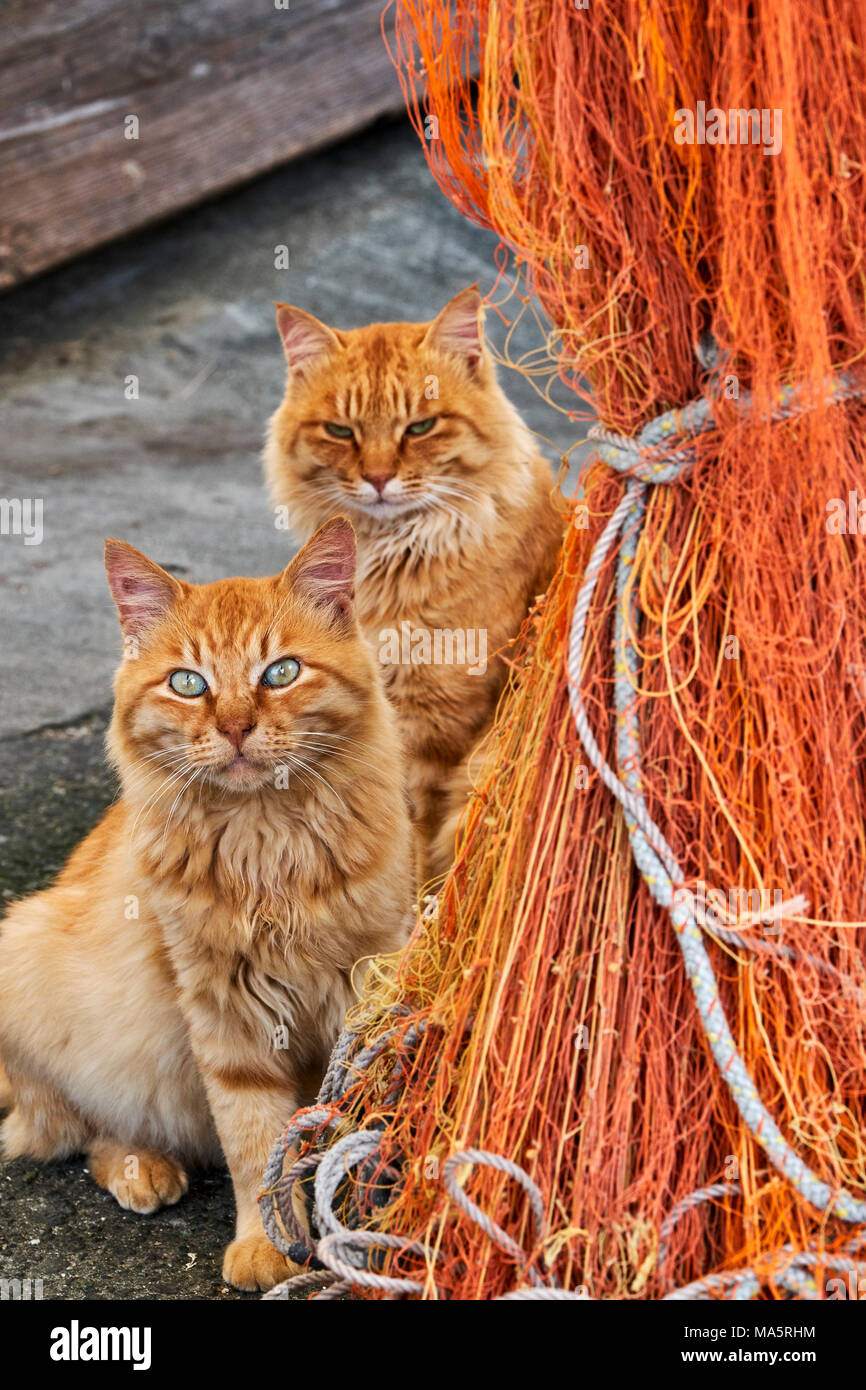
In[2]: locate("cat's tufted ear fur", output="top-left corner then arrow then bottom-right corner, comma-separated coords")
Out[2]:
104,540 -> 182,640
275,304 -> 341,375
424,286 -> 484,370
284,516 -> 356,625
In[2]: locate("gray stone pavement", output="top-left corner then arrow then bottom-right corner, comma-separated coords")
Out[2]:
0,117 -> 584,1298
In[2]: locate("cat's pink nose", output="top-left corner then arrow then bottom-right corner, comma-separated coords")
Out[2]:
362,471 -> 396,496
219,720 -> 255,752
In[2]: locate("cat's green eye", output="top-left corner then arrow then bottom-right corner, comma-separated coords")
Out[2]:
405,417 -> 437,436
324,423 -> 354,440
169,670 -> 207,698
262,657 -> 301,688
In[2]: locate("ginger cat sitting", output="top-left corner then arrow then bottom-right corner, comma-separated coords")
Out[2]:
0,519 -> 413,1292
265,287 -> 564,881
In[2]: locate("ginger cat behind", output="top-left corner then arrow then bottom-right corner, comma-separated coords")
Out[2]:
0,519 -> 413,1291
265,287 -> 564,880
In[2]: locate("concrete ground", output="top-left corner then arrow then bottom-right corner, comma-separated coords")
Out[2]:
0,117 -> 582,1299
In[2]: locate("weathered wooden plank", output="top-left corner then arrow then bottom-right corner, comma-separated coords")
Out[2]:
0,0 -> 406,288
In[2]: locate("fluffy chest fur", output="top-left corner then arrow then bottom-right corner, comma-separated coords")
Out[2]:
349,457 -> 563,768
134,785 -> 410,1060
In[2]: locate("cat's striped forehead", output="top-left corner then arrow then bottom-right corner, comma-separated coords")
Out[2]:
167,581 -> 301,674
329,331 -> 432,421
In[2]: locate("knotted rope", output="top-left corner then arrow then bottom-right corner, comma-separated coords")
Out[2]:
260,372 -> 866,1299
569,371 -> 866,1227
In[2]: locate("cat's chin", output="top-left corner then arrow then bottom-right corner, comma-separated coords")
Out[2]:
210,756 -> 270,793
346,496 -> 423,522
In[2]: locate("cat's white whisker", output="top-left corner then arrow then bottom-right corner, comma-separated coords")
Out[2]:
130,761 -> 198,840
283,752 -> 349,812
276,752 -> 323,804
427,479 -> 489,516
122,755 -> 199,799
288,736 -> 384,777
436,474 -> 487,497
159,766 -> 204,862
110,745 -> 196,808
131,784 -> 181,843
122,744 -> 195,776
124,745 -> 195,778
425,493 -> 485,540
293,725 -> 381,748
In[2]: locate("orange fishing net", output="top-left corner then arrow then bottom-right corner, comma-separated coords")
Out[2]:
266,0 -> 866,1299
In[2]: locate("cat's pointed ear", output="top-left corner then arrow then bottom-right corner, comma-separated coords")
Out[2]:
104,540 -> 182,639
425,285 -> 484,369
275,303 -> 340,375
285,517 -> 356,625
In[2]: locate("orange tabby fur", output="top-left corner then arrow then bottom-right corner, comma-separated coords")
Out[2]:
264,287 -> 564,880
0,519 -> 413,1291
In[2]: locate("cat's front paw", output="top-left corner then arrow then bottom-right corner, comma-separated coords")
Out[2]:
89,1142 -> 189,1214
222,1233 -> 296,1292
